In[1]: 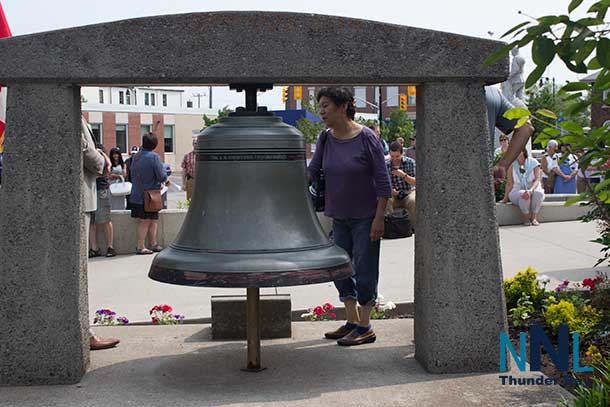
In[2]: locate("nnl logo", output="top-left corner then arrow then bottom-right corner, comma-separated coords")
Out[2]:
500,324 -> 593,372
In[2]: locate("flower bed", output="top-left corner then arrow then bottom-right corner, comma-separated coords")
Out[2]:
504,267 -> 610,396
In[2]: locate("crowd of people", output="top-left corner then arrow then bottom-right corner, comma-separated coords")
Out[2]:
86,130 -> 170,258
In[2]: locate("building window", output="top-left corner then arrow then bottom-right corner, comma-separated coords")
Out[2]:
90,123 -> 102,144
162,94 -> 167,107
355,87 -> 367,108
164,125 -> 174,153
386,86 -> 398,107
98,90 -> 104,104
151,93 -> 156,106
126,89 -> 131,105
186,100 -> 193,108
118,91 -> 125,105
144,93 -> 150,106
141,124 -> 151,137
115,124 -> 128,153
308,87 -> 315,103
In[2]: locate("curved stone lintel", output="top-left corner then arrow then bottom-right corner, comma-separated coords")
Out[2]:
0,11 -> 508,84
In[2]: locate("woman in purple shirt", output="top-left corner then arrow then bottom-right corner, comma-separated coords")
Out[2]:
308,87 -> 391,346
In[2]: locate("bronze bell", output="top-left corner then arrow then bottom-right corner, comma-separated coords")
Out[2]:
149,85 -> 352,288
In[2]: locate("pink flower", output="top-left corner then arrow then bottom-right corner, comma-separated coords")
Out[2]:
323,303 -> 334,311
313,306 -> 325,317
329,313 -> 336,319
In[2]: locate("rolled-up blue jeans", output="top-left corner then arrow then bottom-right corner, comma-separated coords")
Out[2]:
332,217 -> 380,306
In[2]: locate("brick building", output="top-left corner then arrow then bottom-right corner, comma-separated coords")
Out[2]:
81,86 -> 216,171
283,85 -> 417,120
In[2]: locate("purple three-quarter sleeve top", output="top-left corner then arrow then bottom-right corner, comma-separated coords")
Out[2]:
308,126 -> 392,220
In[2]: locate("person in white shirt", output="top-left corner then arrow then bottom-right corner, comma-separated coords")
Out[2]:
541,140 -> 559,194
502,148 -> 545,226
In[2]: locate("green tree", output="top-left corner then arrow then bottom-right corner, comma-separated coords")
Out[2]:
296,98 -> 326,145
202,106 -> 233,128
381,109 -> 415,143
526,81 -> 590,147
486,0 -> 610,267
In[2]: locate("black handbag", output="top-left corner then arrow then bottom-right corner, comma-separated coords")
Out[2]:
383,209 -> 413,239
309,131 -> 329,212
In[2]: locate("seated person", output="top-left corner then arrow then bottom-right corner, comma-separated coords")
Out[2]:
385,141 -> 416,227
501,148 -> 545,226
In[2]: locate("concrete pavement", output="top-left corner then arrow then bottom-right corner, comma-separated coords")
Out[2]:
88,220 -> 604,323
0,320 -> 572,407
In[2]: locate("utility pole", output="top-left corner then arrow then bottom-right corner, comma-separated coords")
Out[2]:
209,86 -> 213,109
192,92 -> 205,109
378,86 -> 383,124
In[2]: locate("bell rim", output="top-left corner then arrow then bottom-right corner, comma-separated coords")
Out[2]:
148,262 -> 352,288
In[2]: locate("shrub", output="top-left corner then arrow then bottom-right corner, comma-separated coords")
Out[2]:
504,267 -> 545,308
545,300 -> 576,334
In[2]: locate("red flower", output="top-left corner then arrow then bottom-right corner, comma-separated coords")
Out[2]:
161,304 -> 173,313
329,313 -> 337,319
313,306 -> 325,317
151,317 -> 159,324
323,302 -> 334,311
582,276 -> 605,291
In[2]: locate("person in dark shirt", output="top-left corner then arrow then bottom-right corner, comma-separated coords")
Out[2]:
386,141 -> 416,226
308,87 -> 391,347
129,133 -> 168,254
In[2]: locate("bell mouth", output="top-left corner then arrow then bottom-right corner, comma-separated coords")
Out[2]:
148,244 -> 353,288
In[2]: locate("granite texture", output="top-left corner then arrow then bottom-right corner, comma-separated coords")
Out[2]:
0,84 -> 89,385
211,294 -> 292,340
414,81 -> 508,373
0,12 -> 507,85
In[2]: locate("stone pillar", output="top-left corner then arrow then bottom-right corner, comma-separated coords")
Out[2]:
414,81 -> 508,373
0,84 -> 89,384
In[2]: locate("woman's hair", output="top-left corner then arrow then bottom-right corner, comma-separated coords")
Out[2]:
109,147 -> 124,168
142,132 -> 158,150
316,87 -> 356,120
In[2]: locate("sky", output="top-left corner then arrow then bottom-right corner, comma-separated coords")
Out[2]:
2,0 -> 593,110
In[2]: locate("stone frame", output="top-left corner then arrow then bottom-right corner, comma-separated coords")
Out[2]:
0,12 -> 509,384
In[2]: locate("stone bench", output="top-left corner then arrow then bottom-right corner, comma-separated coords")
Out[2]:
89,200 -> 589,255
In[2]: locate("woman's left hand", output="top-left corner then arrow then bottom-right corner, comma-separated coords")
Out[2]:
370,216 -> 384,241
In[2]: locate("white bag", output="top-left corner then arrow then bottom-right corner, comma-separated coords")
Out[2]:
109,176 -> 132,196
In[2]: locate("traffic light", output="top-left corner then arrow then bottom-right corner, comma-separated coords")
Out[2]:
282,86 -> 288,104
399,94 -> 407,111
293,86 -> 302,101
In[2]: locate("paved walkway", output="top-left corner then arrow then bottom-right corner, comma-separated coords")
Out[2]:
88,220 -> 603,323
0,320 -> 572,407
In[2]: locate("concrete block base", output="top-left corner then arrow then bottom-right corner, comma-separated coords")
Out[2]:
211,294 -> 292,340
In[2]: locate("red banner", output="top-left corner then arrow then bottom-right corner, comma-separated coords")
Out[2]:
0,1 -> 11,154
